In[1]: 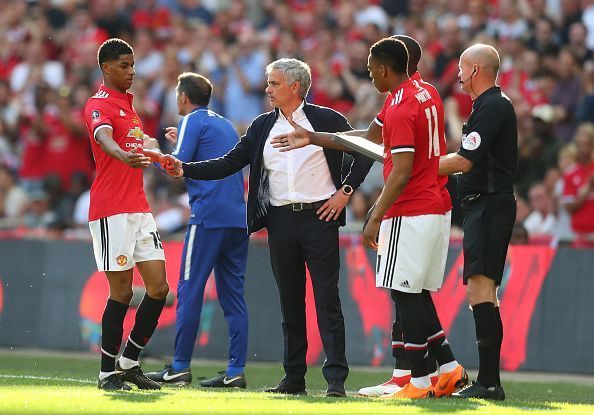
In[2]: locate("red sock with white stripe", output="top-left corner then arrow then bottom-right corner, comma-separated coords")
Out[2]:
100,298 -> 129,374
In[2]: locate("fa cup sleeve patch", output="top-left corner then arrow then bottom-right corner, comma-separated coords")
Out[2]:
91,110 -> 101,125
462,131 -> 481,150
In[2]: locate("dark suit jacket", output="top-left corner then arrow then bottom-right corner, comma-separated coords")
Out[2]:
181,102 -> 374,234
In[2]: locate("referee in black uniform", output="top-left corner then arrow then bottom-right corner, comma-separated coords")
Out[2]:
439,43 -> 517,401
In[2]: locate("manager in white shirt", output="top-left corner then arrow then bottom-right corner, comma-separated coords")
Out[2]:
164,58 -> 374,397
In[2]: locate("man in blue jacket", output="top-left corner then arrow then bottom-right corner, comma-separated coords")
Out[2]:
164,59 -> 374,397
147,72 -> 249,388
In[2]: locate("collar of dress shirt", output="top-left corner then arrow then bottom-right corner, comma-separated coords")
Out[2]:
277,100 -> 306,122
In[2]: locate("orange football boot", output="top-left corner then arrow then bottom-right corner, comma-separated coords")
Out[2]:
433,365 -> 469,397
380,382 -> 434,399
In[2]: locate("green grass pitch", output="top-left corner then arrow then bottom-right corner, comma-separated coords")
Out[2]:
1,350 -> 593,414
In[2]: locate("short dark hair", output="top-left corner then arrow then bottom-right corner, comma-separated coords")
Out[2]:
392,35 -> 421,74
370,38 -> 408,75
177,72 -> 212,107
97,38 -> 133,68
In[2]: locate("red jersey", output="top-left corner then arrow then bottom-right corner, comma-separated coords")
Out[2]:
412,72 -> 452,212
374,91 -> 390,129
18,116 -> 46,180
83,85 -> 150,221
379,78 -> 443,218
562,162 -> 594,233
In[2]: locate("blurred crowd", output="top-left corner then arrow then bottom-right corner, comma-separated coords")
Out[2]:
1,0 -> 594,246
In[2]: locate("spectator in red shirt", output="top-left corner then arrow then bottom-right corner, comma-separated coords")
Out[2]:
131,0 -> 172,38
562,122 -> 594,244
64,6 -> 110,66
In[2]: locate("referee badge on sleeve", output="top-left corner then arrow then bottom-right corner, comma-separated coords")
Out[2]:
462,131 -> 481,150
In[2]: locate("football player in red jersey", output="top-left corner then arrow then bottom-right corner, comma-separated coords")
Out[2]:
357,35 -> 467,398
83,38 -> 168,391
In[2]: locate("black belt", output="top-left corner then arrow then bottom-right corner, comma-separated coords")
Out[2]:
461,192 -> 515,205
461,193 -> 482,204
279,200 -> 327,212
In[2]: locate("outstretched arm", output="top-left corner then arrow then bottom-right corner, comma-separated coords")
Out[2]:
271,116 -> 383,152
163,135 -> 251,180
270,116 -> 349,151
162,154 -> 184,177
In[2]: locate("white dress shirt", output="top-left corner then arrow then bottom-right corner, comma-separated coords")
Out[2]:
263,102 -> 336,206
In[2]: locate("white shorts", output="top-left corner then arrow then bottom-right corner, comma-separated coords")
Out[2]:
376,213 -> 450,293
89,213 -> 165,272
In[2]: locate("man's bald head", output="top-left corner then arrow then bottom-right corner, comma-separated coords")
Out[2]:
461,43 -> 500,78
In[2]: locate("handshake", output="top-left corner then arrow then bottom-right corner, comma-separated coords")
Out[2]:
141,148 -> 184,178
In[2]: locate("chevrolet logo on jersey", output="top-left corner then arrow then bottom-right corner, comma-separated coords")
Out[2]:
127,127 -> 144,141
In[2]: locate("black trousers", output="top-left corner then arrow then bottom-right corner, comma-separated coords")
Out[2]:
267,206 -> 349,384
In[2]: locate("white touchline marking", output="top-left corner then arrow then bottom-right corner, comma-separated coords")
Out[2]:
0,374 -> 95,384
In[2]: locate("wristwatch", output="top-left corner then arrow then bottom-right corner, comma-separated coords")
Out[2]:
341,184 -> 354,196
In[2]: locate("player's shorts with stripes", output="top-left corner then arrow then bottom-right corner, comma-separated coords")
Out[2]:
375,213 -> 450,293
89,213 -> 165,272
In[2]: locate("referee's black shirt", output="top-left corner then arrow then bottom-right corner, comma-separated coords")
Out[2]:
457,86 -> 518,198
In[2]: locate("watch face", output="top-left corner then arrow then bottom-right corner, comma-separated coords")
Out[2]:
343,185 -> 354,195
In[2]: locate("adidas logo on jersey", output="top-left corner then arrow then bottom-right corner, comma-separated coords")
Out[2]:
120,109 -> 126,117
399,280 -> 410,288
92,91 -> 110,99
391,89 -> 403,106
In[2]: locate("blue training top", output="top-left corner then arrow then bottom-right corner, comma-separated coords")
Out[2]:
172,107 -> 246,229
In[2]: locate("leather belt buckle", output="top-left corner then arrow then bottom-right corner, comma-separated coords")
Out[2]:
462,193 -> 481,204
292,203 -> 303,212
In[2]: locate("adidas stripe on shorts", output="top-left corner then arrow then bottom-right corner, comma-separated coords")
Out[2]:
375,212 -> 450,293
89,212 -> 166,272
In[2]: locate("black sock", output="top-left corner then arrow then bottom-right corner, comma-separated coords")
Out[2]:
101,298 -> 129,373
425,355 -> 438,375
495,306 -> 503,386
390,297 -> 410,370
392,290 -> 430,379
122,294 -> 166,362
473,302 -> 498,387
423,290 -> 454,367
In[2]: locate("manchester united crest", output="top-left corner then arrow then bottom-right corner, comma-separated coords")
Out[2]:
116,255 -> 128,266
